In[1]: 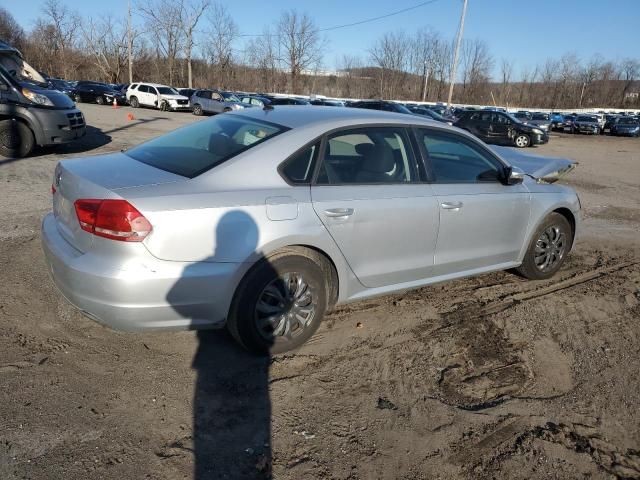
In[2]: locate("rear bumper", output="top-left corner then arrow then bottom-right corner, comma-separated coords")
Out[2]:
41,213 -> 240,331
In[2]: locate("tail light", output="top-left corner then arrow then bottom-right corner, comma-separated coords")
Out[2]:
74,199 -> 152,242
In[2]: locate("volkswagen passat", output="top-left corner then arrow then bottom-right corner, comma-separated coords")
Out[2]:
42,107 -> 580,353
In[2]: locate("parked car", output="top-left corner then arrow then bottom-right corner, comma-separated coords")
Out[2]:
267,97 -> 310,106
550,112 -> 565,130
571,115 -> 601,135
513,111 -> 532,122
350,100 -> 412,114
48,78 -> 74,97
190,89 -> 247,115
239,95 -> 272,107
177,88 -> 196,99
72,81 -> 127,105
528,113 -> 551,132
41,107 -> 580,353
562,114 -> 577,132
454,110 -> 549,148
310,99 -> 344,106
406,106 -> 453,125
610,116 -> 640,137
0,41 -> 85,157
126,82 -> 190,111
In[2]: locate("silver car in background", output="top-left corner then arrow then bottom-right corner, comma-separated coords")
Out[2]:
190,89 -> 248,116
42,107 -> 581,353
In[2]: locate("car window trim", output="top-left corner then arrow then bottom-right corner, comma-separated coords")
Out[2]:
310,124 -> 421,187
415,127 -> 509,185
277,138 -> 321,186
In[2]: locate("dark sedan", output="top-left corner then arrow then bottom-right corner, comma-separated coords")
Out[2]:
349,100 -> 412,114
571,115 -> 600,135
407,106 -> 453,124
610,117 -> 640,137
454,110 -> 549,148
72,81 -> 127,105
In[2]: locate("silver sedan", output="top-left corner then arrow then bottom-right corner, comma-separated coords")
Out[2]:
42,106 -> 581,353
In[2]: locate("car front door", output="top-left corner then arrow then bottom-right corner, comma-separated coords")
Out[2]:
416,128 -> 531,275
210,92 -> 224,113
311,126 -> 440,288
491,113 -> 514,144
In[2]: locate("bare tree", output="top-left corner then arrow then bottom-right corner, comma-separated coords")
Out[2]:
81,16 -> 130,83
246,27 -> 280,92
41,0 -> 81,79
0,7 -> 26,49
205,2 -> 238,88
459,39 -> 493,103
370,31 -> 410,99
500,58 -> 514,105
138,0 -> 184,85
181,0 -> 209,88
276,10 -> 324,93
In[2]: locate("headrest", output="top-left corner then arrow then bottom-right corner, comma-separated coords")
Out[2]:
363,145 -> 395,173
355,143 -> 374,156
208,133 -> 236,157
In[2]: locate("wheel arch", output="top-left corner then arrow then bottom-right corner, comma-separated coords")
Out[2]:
0,113 -> 41,146
552,207 -> 576,249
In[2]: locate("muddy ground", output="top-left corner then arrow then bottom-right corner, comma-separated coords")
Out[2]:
0,104 -> 639,479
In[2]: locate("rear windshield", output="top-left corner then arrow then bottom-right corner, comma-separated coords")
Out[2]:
576,116 -> 596,122
125,115 -> 287,177
531,113 -> 549,120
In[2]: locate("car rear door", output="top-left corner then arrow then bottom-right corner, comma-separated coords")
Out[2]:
310,125 -> 440,288
416,127 -> 530,274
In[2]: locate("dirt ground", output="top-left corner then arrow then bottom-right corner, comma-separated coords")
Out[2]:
0,104 -> 639,480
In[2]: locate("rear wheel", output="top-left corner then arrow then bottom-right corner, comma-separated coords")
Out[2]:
193,104 -> 203,116
227,249 -> 329,354
129,96 -> 139,108
74,94 -> 82,103
516,212 -> 572,280
0,119 -> 35,158
514,133 -> 530,148
96,95 -> 105,105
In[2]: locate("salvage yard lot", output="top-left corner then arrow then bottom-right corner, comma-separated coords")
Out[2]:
1,104 -> 639,479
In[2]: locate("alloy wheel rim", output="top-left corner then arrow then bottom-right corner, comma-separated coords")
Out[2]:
254,272 -> 316,341
534,226 -> 566,272
0,127 -> 19,149
516,135 -> 528,147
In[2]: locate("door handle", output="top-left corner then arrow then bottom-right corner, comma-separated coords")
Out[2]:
324,208 -> 354,218
441,201 -> 463,210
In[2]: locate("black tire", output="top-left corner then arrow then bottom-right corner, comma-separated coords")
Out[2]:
74,94 -> 82,103
193,104 -> 203,116
129,96 -> 139,108
516,212 -> 572,280
514,133 -> 530,148
96,95 -> 105,105
227,248 -> 330,355
0,119 -> 35,158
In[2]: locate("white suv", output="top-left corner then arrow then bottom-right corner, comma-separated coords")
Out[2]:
126,83 -> 190,111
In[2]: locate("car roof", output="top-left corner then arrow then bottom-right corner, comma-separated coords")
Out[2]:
230,105 -> 445,130
137,82 -> 172,88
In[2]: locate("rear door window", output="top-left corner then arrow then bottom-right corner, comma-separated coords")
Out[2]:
316,127 -> 416,184
126,115 -> 287,178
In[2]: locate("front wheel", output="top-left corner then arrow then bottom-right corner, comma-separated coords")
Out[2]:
227,249 -> 329,354
514,133 -> 530,148
0,119 -> 35,158
516,212 -> 572,280
96,95 -> 105,105
74,94 -> 82,103
192,104 -> 203,116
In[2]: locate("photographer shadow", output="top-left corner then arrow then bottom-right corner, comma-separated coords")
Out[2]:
166,210 -> 274,479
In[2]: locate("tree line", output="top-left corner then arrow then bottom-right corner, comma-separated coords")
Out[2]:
1,1 -> 638,109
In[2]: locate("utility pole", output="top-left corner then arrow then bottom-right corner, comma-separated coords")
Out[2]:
447,0 -> 468,110
127,0 -> 133,84
421,60 -> 430,102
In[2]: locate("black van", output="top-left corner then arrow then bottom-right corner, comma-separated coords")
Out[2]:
0,41 -> 86,158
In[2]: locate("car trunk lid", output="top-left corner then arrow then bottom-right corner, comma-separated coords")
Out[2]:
52,152 -> 185,252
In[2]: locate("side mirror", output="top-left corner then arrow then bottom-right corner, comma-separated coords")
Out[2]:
504,166 -> 524,185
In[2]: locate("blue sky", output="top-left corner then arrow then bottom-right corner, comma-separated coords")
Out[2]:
5,0 -> 640,78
